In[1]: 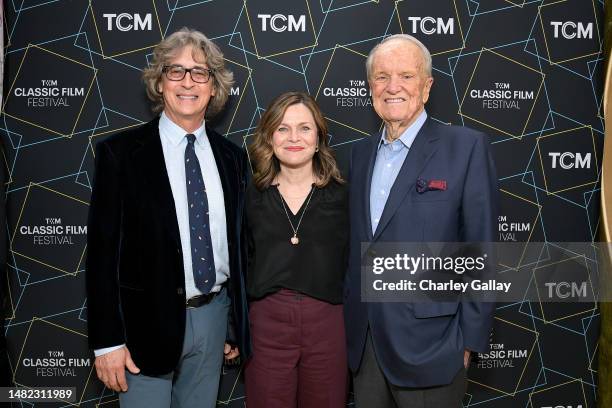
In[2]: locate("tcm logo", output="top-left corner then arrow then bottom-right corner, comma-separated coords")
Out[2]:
103,13 -> 152,31
544,282 -> 588,299
550,21 -> 593,39
257,14 -> 306,32
407,17 -> 454,35
548,152 -> 591,169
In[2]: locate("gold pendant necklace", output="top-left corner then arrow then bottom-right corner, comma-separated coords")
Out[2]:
277,185 -> 316,245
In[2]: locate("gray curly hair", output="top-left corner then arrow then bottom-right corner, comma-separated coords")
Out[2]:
142,27 -> 234,118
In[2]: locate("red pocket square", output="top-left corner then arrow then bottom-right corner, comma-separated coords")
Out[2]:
416,178 -> 447,193
428,180 -> 447,191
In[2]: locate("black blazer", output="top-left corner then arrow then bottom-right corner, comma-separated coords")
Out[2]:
86,117 -> 251,375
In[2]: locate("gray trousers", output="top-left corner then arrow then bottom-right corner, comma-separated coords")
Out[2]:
353,331 -> 467,408
119,289 -> 230,408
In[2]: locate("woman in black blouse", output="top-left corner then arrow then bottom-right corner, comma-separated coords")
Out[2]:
244,92 -> 348,408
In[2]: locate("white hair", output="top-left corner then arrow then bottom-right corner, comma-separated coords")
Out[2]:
365,34 -> 432,79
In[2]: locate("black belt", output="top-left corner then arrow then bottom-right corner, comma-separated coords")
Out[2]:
186,288 -> 223,309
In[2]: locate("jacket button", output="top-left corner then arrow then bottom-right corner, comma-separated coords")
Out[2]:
368,249 -> 377,257
177,247 -> 181,254
177,288 -> 184,295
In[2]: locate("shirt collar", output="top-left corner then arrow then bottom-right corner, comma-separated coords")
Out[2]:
159,111 -> 207,147
378,110 -> 428,150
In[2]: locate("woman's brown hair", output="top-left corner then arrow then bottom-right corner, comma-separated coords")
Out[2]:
249,91 -> 344,190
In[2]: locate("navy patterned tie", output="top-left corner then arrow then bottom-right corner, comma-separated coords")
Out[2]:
185,133 -> 216,294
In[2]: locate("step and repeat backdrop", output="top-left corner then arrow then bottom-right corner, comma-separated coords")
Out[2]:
1,0 -> 605,406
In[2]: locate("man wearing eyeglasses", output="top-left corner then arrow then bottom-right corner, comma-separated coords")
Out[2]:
86,28 -> 250,408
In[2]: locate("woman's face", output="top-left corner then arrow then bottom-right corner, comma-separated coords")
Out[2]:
272,103 -> 319,171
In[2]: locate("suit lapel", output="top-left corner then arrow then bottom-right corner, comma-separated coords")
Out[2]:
372,119 -> 440,241
362,133 -> 382,241
135,118 -> 181,245
206,127 -> 237,237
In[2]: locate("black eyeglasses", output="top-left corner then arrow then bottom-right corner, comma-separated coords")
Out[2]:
162,65 -> 214,83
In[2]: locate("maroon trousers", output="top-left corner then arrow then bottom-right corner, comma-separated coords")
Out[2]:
244,289 -> 348,408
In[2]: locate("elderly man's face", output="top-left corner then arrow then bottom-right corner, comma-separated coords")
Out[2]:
369,41 -> 433,131
160,46 -> 215,130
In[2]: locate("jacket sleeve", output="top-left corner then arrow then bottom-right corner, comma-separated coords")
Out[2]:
86,141 -> 125,349
226,147 -> 250,346
459,132 -> 499,353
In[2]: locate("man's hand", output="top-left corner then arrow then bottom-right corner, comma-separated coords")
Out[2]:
464,349 -> 472,369
224,343 -> 240,362
94,346 -> 140,392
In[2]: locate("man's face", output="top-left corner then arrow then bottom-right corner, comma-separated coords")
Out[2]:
369,41 -> 433,129
160,46 -> 215,129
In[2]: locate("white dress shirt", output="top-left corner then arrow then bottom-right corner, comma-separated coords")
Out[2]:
94,112 -> 230,357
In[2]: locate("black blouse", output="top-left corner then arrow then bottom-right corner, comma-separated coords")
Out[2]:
246,180 -> 349,304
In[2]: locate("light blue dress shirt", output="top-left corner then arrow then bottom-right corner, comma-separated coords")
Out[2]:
370,110 -> 427,235
158,112 -> 229,298
95,112 -> 230,357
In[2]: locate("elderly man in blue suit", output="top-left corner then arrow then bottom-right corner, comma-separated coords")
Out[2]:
344,34 -> 499,407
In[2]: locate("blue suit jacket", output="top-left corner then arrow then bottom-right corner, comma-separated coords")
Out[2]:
344,118 -> 499,387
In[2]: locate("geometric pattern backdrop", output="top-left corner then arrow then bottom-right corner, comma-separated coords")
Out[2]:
1,0 -> 605,406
